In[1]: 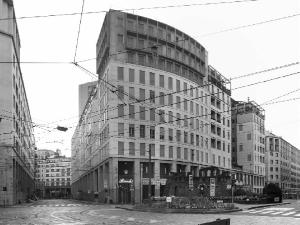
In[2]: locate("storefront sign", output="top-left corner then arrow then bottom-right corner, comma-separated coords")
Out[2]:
166,197 -> 172,203
119,178 -> 133,184
210,178 -> 216,197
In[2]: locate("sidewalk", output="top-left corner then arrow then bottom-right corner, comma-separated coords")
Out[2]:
235,199 -> 295,210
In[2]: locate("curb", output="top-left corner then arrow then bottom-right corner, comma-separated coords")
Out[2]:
246,202 -> 291,210
115,206 -> 242,214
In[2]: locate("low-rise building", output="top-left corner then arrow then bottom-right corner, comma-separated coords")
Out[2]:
35,149 -> 71,199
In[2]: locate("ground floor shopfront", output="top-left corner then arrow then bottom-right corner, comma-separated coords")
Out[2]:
71,157 -> 202,204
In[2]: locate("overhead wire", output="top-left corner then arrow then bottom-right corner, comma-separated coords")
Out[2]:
73,0 -> 86,63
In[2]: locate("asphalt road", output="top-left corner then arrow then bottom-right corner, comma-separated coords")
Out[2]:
0,199 -> 300,225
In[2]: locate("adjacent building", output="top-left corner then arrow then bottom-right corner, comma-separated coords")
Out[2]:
265,132 -> 300,198
78,81 -> 98,117
71,10 -> 232,204
0,0 -> 36,206
231,100 -> 265,193
35,149 -> 71,199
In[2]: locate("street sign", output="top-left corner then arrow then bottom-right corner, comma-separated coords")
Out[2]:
166,197 -> 172,203
210,178 -> 216,197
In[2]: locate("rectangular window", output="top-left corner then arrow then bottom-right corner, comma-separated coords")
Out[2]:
168,111 -> 173,124
117,34 -> 124,44
184,148 -> 188,160
117,67 -> 124,80
118,104 -> 124,117
129,104 -> 135,118
190,101 -> 194,114
205,153 -> 208,163
190,85 -> 194,97
160,127 -> 165,140
168,77 -> 173,90
129,142 -> 135,155
159,75 -> 164,88
139,70 -> 145,84
174,147 -> 181,161
183,82 -> 187,94
239,144 -> 243,151
118,123 -> 124,136
129,87 -> 135,100
176,96 -> 181,109
118,141 -> 124,155
150,126 -> 155,139
169,146 -> 173,158
117,85 -> 124,100
129,68 -> 135,82
140,143 -> 146,156
168,95 -> 173,106
159,110 -> 165,122
150,72 -> 155,85
176,113 -> 181,126
168,128 -> 173,141
176,130 -> 181,142
150,108 -> 155,121
140,125 -> 145,138
160,145 -> 165,157
184,99 -> 188,111
247,133 -> 251,140
139,88 -> 145,101
129,124 -> 135,137
159,92 -> 165,105
140,106 -> 146,120
239,125 -> 243,131
176,80 -> 180,91
149,90 -> 155,103
184,131 -> 188,143
149,144 -> 155,156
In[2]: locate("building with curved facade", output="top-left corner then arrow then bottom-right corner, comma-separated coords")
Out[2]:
71,10 -> 232,203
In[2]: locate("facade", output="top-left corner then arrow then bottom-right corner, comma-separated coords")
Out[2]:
78,81 -> 98,117
231,100 -> 265,193
35,149 -> 71,199
265,132 -> 300,198
0,0 -> 36,206
71,10 -> 232,204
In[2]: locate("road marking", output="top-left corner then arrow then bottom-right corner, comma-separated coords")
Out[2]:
108,216 -> 119,219
294,214 -> 300,217
150,219 -> 160,223
127,217 -> 135,221
260,211 -> 274,214
282,211 -> 296,216
271,211 -> 283,215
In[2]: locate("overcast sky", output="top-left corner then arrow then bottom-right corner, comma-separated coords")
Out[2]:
13,0 -> 300,157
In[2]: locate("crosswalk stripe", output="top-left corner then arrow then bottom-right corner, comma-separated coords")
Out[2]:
294,214 -> 300,217
127,217 -> 135,221
282,211 -> 296,216
260,211 -> 274,214
271,211 -> 283,215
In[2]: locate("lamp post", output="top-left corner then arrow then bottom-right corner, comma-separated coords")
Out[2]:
148,147 -> 152,205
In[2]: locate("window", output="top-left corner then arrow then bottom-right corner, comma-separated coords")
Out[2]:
160,145 -> 165,157
159,75 -> 164,87
149,144 -> 155,156
168,77 -> 173,90
150,90 -> 155,103
118,142 -> 124,155
129,87 -> 135,100
129,124 -> 135,137
169,146 -> 173,158
117,34 -> 123,44
176,96 -> 181,109
117,85 -> 124,100
184,115 -> 188,127
184,99 -> 188,111
239,144 -> 243,151
190,101 -> 194,114
190,133 -> 194,145
168,128 -> 173,141
168,95 -> 173,105
160,127 -> 165,140
138,39 -> 144,49
140,143 -> 146,156
118,104 -> 124,117
177,147 -> 181,159
150,108 -> 155,121
140,125 -> 145,138
159,110 -> 165,122
129,104 -> 135,118
139,88 -> 145,101
176,130 -> 181,142
129,142 -> 135,155
184,148 -> 188,160
184,131 -> 188,143
183,82 -> 187,94
150,72 -> 155,85
239,125 -> 243,131
117,67 -> 124,80
129,68 -> 135,82
196,135 -> 200,146
218,156 -> 221,166
176,80 -> 180,91
159,92 -> 165,105
213,154 -> 216,164
139,70 -> 145,84
190,86 -> 194,97
247,133 -> 251,140
140,106 -> 146,120
118,123 -> 124,136
150,126 -> 155,139
176,113 -> 181,126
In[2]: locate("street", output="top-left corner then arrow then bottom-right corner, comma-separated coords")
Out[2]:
1,199 -> 300,225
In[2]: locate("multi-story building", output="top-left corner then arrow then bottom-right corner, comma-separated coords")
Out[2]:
78,81 -> 98,117
0,0 -> 36,206
35,149 -> 71,199
71,10 -> 233,204
231,100 -> 265,193
265,132 -> 300,198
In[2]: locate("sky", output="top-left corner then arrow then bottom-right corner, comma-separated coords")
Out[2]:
12,0 -> 300,157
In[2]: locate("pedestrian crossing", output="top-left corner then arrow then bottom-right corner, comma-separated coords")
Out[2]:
29,203 -> 89,207
242,207 -> 300,218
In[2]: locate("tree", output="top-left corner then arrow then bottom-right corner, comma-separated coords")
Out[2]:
263,183 -> 282,197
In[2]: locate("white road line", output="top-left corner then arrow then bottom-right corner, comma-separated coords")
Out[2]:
294,214 -> 300,217
127,217 -> 135,221
281,211 -> 296,216
150,219 -> 160,223
271,211 -> 283,215
260,211 -> 274,214
108,216 -> 119,219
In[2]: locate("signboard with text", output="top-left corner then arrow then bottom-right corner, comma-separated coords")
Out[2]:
210,178 -> 216,197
